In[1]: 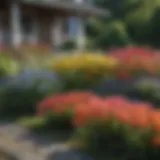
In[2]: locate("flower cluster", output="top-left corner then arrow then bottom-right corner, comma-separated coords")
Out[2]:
0,69 -> 61,116
37,91 -> 96,115
109,46 -> 160,78
36,91 -> 97,128
73,95 -> 160,146
50,47 -> 160,83
37,91 -> 160,147
73,96 -> 152,127
51,54 -> 118,82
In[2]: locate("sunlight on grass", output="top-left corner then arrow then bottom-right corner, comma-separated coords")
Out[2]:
17,116 -> 47,129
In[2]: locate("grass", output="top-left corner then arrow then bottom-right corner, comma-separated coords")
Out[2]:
17,116 -> 47,130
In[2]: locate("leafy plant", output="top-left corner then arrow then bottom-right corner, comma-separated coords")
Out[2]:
91,21 -> 131,50
50,54 -> 118,91
0,69 -> 62,117
0,54 -> 19,78
127,77 -> 160,107
36,91 -> 96,129
72,95 -> 160,159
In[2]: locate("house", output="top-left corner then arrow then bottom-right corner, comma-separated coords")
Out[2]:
0,0 -> 107,50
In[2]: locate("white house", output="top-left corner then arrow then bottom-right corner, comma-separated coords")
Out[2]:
0,0 -> 107,50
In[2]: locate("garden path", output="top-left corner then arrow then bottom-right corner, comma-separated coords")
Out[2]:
0,121 -> 72,160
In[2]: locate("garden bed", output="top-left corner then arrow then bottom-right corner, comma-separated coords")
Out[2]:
1,46 -> 160,160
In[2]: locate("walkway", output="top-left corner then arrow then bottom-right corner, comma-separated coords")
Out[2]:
0,121 -> 72,160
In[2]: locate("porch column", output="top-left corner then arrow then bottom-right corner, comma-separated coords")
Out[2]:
51,17 -> 63,49
10,1 -> 22,47
76,17 -> 85,50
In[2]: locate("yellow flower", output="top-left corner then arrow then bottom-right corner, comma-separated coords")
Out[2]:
50,53 -> 119,79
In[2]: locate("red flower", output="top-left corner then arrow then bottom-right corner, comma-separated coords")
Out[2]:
109,46 -> 159,76
72,94 -> 156,129
36,91 -> 97,115
129,104 -> 152,129
151,110 -> 160,132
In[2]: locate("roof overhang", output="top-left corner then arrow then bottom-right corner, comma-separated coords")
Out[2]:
20,0 -> 110,17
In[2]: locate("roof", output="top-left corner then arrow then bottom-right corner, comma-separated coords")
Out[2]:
20,0 -> 109,17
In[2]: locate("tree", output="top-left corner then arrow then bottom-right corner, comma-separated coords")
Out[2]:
94,0 -> 140,20
88,0 -> 160,48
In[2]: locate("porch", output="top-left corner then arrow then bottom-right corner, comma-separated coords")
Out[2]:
0,0 -> 98,50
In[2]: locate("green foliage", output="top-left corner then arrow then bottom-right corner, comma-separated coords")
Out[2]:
94,0 -> 140,19
43,111 -> 73,130
50,54 -> 118,91
18,112 -> 73,131
73,121 -> 153,160
0,70 -> 62,117
17,116 -> 47,130
127,78 -> 160,107
90,0 -> 160,48
89,21 -> 131,49
0,83 -> 46,117
148,8 -> 160,47
0,55 -> 19,78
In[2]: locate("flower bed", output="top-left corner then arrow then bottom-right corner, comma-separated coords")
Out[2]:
36,91 -> 97,129
109,46 -> 160,78
33,91 -> 160,159
0,69 -> 62,117
48,47 -> 160,95
50,53 -> 119,91
0,46 -> 160,159
72,96 -> 160,159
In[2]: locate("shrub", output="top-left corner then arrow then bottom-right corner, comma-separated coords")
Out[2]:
36,91 -> 97,129
71,96 -> 160,159
127,77 -> 160,107
109,46 -> 160,78
23,92 -> 160,159
0,69 -> 62,117
0,54 -> 19,78
17,116 -> 47,130
88,20 -> 131,50
50,54 -> 118,91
